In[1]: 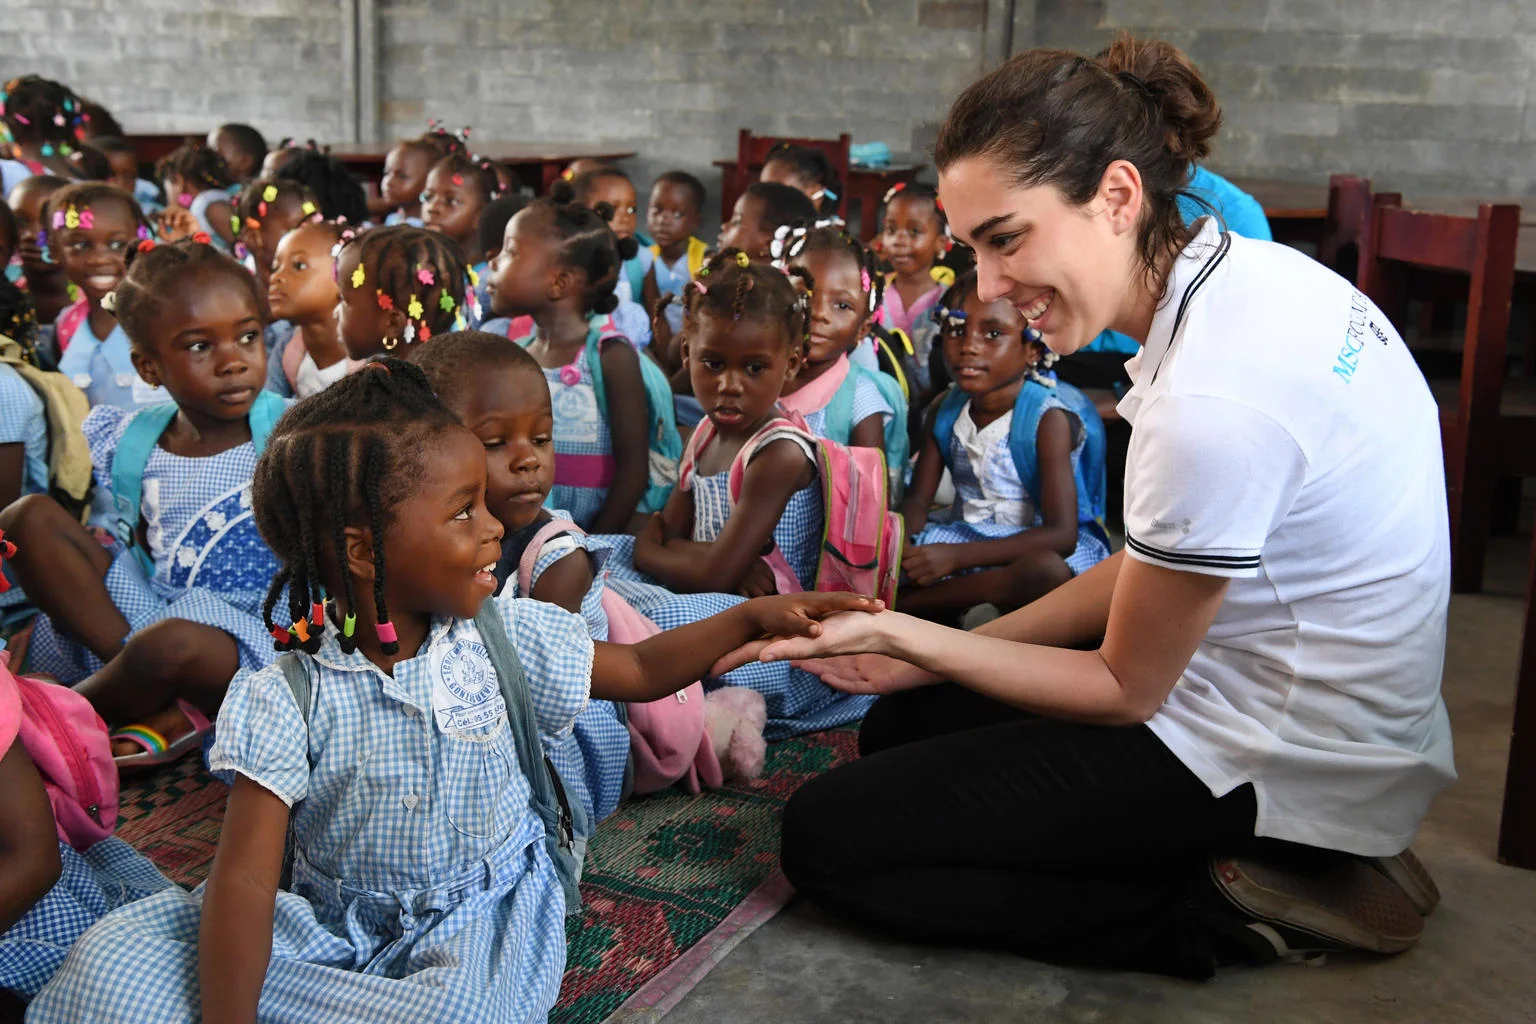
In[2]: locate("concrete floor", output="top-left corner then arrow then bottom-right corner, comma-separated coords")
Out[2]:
661,538 -> 1536,1024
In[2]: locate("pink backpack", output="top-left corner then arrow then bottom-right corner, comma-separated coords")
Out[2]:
0,650 -> 118,850
53,297 -> 90,353
517,520 -> 724,795
679,412 -> 904,607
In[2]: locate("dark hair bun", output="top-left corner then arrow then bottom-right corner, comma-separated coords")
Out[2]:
547,178 -> 577,205
1096,35 -> 1221,163
615,234 -> 639,261
593,291 -> 620,315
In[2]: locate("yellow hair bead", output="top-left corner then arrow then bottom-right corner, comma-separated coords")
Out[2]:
350,265 -> 366,289
407,295 -> 424,321
263,185 -> 279,203
930,265 -> 956,288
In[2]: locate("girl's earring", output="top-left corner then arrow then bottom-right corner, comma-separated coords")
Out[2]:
382,333 -> 399,351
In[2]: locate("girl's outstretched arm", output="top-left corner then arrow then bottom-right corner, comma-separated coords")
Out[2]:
199,775 -> 290,1024
0,744 -> 62,935
589,591 -> 882,702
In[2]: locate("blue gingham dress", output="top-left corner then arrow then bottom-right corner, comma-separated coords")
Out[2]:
0,365 -> 49,611
601,431 -> 876,738
0,836 -> 172,999
913,402 -> 1109,577
799,372 -> 894,442
27,596 -> 593,1024
25,405 -> 284,684
499,513 -> 629,827
540,357 -> 613,530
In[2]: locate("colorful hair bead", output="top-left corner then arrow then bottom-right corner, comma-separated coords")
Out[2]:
376,291 -> 393,311
407,295 -> 423,321
342,613 -> 356,638
417,267 -> 434,285
375,621 -> 398,644
192,231 -> 211,245
350,265 -> 366,289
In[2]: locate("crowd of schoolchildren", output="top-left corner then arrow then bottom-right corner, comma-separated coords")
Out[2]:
0,71 -> 1141,1022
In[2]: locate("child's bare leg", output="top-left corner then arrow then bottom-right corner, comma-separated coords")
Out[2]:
73,619 -> 238,754
0,494 -> 128,660
901,552 -> 1073,622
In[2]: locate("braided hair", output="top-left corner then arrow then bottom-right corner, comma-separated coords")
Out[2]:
232,178 -> 320,236
775,221 -> 884,319
764,144 -> 843,216
337,225 -> 468,344
0,75 -> 85,155
0,276 -> 40,361
253,359 -> 462,656
155,141 -> 233,195
275,147 -> 369,225
663,247 -> 810,352
419,121 -> 470,159
38,182 -> 151,265
528,179 -> 640,316
431,151 -> 502,205
111,239 -> 263,351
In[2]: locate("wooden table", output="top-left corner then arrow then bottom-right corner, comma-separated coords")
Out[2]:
712,159 -> 924,241
327,141 -> 637,195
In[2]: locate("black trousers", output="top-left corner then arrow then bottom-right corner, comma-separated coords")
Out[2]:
781,685 -> 1292,979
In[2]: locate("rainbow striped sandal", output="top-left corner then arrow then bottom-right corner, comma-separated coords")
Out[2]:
111,699 -> 213,771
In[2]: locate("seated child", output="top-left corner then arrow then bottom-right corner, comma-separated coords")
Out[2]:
206,123 -> 267,186
378,137 -> 438,227
35,183 -> 169,411
332,225 -> 468,362
411,332 -> 631,825
155,142 -> 235,251
604,250 -> 878,736
231,178 -> 321,293
719,181 -> 817,264
484,183 -> 658,533
0,279 -> 57,515
570,166 -> 651,348
875,181 -> 952,387
23,360 -> 871,1024
777,225 -> 903,468
273,146 -> 370,226
89,137 -> 163,214
422,151 -> 502,276
7,175 -> 73,326
641,170 -> 707,338
265,220 -> 357,399
760,143 -> 842,219
0,75 -> 83,184
469,193 -> 529,334
0,655 -> 172,1004
899,271 -> 1110,622
0,239 -> 287,769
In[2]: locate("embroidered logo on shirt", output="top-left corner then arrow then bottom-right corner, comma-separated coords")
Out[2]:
430,639 -> 506,733
1150,517 -> 1192,535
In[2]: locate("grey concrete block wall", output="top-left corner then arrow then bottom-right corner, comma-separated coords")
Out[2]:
4,0 -> 1534,210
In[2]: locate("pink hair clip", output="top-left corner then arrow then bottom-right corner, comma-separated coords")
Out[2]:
860,267 -> 871,293
51,210 -> 65,229
690,280 -> 708,295
417,267 -> 434,285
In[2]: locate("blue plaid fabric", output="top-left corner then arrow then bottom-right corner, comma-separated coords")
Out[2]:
28,595 -> 591,1024
801,372 -> 894,440
540,360 -> 613,530
54,319 -> 168,413
24,405 -> 282,684
0,366 -> 49,611
0,837 -> 172,1000
912,520 -> 1110,577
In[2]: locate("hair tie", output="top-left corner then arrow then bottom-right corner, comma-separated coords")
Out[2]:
100,291 -> 117,312
192,231 -> 211,245
1118,70 -> 1154,98
690,279 -> 708,295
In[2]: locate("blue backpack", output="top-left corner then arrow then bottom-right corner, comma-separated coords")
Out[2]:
516,316 -> 682,514
275,599 -> 588,915
822,365 -> 909,495
932,378 -> 1108,543
110,391 -> 286,576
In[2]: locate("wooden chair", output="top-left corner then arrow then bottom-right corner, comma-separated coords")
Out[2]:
720,130 -> 851,224
1317,175 -> 1387,282
1357,195 -> 1523,594
1503,528 -> 1536,869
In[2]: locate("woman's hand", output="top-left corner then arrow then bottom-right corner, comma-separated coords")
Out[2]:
794,652 -> 940,696
710,596 -> 884,675
902,543 -> 962,587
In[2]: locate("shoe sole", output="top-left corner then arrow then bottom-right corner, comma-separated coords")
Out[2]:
1211,857 -> 1425,955
1365,849 -> 1441,916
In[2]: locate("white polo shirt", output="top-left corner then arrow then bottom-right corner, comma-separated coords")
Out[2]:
1119,218 -> 1455,857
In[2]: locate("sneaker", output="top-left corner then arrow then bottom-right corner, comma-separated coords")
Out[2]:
1210,855 -> 1425,955
1363,848 -> 1441,916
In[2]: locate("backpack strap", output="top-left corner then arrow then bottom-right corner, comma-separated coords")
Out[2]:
517,520 -> 585,598
473,600 -> 584,913
685,236 -> 708,279
930,385 -> 967,462
583,316 -> 682,514
822,369 -> 859,444
110,403 -> 179,575
247,390 -> 285,455
725,415 -> 815,505
1005,380 -> 1057,509
276,652 -> 312,725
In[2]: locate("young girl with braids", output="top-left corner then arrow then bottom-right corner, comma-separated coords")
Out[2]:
231,177 -> 321,293
35,182 -> 171,411
25,359 -> 872,1024
483,184 -> 657,534
602,250 -> 879,736
876,181 -> 954,388
776,224 -> 900,460
0,239 -> 287,769
569,166 -> 652,350
156,142 -> 237,252
422,151 -> 502,277
6,174 -> 73,327
378,138 -> 439,227
0,75 -> 86,188
332,225 -> 468,361
899,271 -> 1110,622
265,220 -> 358,399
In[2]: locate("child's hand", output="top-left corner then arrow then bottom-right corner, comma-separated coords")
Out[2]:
903,544 -> 961,587
712,594 -> 884,674
736,558 -> 779,598
156,206 -> 198,242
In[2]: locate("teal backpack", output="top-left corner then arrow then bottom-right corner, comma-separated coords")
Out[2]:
516,316 -> 682,514
821,364 -> 910,496
276,600 -> 589,915
110,391 -> 286,576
